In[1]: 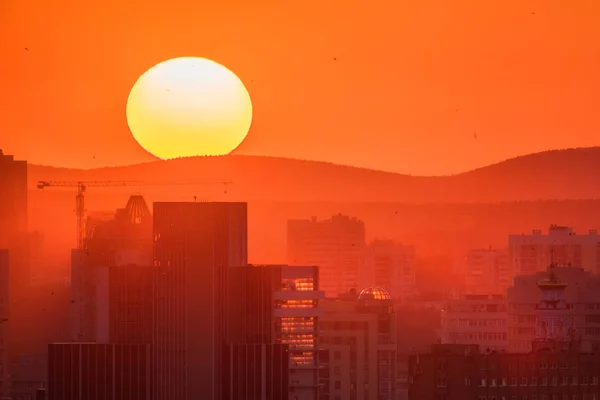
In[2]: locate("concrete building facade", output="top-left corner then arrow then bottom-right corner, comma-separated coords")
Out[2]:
287,214 -> 365,296
319,287 -> 398,400
411,273 -> 600,399
440,294 -> 509,353
364,240 -> 417,301
509,225 -> 600,276
464,248 -> 510,295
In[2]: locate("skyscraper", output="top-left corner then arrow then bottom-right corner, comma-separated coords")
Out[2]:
152,202 -> 247,400
0,150 -> 27,249
225,264 -> 323,400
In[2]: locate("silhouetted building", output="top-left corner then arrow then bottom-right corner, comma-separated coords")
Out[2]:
71,195 -> 152,342
36,388 -> 46,400
223,343 -> 289,400
152,201 -> 247,400
94,264 -> 154,344
509,225 -> 600,276
0,150 -> 27,249
287,214 -> 365,296
225,264 -> 323,400
10,353 -> 46,400
319,287 -> 398,400
47,342 -> 150,400
0,250 -> 8,399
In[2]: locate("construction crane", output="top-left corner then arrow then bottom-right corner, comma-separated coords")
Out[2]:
37,179 -> 232,250
37,181 -> 143,250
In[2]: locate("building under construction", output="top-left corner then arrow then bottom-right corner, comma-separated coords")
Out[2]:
70,194 -> 153,343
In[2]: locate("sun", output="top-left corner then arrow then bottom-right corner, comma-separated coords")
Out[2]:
126,57 -> 253,159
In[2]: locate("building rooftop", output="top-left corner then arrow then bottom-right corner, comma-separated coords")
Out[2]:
358,287 -> 392,301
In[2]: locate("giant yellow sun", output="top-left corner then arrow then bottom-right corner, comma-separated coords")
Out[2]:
126,57 -> 253,159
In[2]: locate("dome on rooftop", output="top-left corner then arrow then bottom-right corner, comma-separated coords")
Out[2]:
358,287 -> 392,301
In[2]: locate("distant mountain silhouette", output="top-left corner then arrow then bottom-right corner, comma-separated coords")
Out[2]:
27,147 -> 600,203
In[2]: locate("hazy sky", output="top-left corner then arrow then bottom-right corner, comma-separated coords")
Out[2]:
1,0 -> 599,175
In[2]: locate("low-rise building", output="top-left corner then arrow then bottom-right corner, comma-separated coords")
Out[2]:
440,294 -> 509,352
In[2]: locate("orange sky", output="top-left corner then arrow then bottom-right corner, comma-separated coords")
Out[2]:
1,0 -> 599,175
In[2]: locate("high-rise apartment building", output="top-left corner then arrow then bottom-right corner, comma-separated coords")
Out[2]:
47,343 -> 150,400
319,287 -> 398,400
0,250 -> 8,399
364,240 -> 417,300
509,225 -> 600,276
287,214 -> 365,296
152,201 -> 247,400
464,248 -> 510,295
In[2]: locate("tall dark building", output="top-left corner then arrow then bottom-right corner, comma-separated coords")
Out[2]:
152,202 -> 247,400
0,149 -> 27,248
225,265 -> 323,400
106,264 -> 154,344
222,343 -> 289,400
47,343 -> 150,400
0,249 -> 8,399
